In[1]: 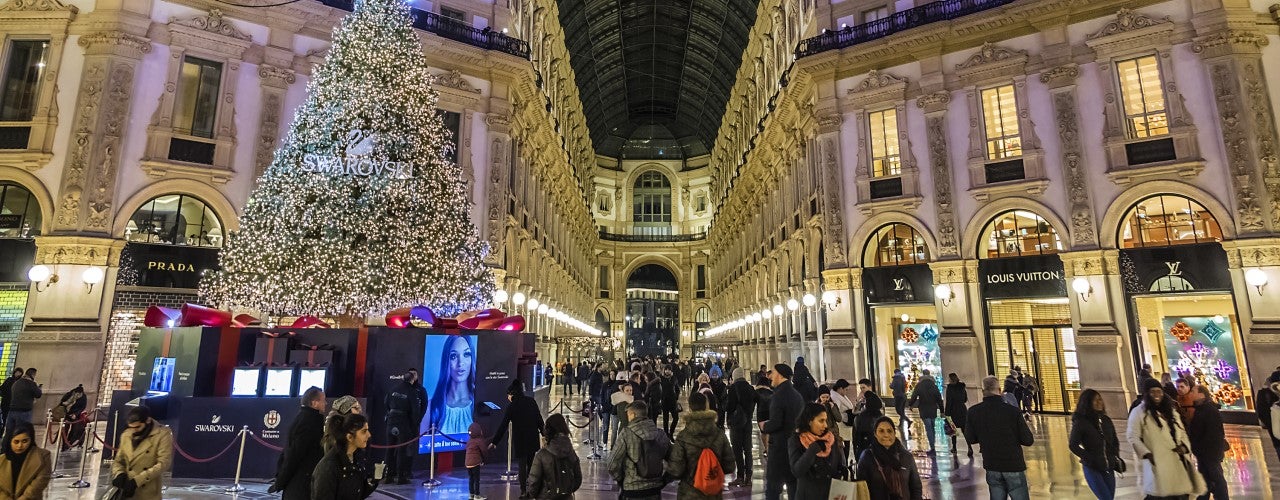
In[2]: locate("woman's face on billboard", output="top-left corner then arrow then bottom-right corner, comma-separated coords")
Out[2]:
448,336 -> 473,384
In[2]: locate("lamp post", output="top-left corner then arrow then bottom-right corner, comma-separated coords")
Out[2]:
802,292 -> 824,383
786,298 -> 801,365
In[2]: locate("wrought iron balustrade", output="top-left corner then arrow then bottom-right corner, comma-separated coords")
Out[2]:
796,0 -> 1017,58
315,0 -> 531,59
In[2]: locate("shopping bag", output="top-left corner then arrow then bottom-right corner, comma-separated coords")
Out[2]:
828,478 -> 870,500
101,486 -> 123,500
943,416 -> 957,437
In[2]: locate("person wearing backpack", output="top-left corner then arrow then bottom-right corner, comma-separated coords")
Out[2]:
666,392 -> 735,499
607,400 -> 670,499
528,414 -> 582,500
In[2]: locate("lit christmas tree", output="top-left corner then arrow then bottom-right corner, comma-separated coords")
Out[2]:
201,0 -> 493,319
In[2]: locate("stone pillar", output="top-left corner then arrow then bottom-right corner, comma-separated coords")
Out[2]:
929,260 -> 984,401
1223,239 -> 1280,399
483,109 -> 513,268
253,40 -> 296,179
1061,250 -> 1132,418
821,268 -> 861,382
21,237 -> 124,406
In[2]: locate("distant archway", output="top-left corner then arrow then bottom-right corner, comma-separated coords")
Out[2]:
626,263 -> 679,357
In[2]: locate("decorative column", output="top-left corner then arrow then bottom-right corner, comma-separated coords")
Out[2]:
1060,250 -> 1131,417
483,108 -> 513,267
1223,239 -> 1280,398
928,260 -> 983,401
821,268 -> 861,382
253,45 -> 296,179
918,90 -> 960,258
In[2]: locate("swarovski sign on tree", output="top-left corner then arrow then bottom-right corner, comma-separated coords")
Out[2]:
202,0 -> 494,318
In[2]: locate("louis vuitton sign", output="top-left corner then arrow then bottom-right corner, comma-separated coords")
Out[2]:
978,255 -> 1067,299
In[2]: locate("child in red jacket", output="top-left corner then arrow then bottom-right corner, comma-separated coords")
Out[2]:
465,422 -> 488,499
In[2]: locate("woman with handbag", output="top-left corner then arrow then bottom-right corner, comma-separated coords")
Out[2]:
789,403 -> 846,498
111,406 -> 173,500
1069,389 -> 1122,500
0,421 -> 50,499
855,416 -> 923,500
943,373 -> 970,457
1127,378 -> 1205,500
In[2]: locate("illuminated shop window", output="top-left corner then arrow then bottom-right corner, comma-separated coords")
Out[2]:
867,109 -> 901,178
980,210 -> 1061,259
980,85 -> 1021,160
1120,194 -> 1222,248
862,223 -> 928,267
125,194 -> 224,247
1116,55 -> 1168,139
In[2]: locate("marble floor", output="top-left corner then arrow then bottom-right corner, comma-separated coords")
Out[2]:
37,392 -> 1280,499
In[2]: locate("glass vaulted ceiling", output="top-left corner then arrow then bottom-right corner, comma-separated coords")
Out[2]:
557,0 -> 760,160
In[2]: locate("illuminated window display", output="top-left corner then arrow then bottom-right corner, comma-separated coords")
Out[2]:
1118,195 -> 1249,410
861,224 -> 936,393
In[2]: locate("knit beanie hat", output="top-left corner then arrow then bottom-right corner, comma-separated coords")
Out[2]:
331,396 -> 359,415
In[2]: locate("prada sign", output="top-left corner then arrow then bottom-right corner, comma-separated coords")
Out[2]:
120,243 -> 221,289
978,255 -> 1067,299
1119,243 -> 1231,295
863,264 -> 934,304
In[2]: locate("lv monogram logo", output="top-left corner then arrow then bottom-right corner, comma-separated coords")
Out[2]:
1164,261 -> 1182,276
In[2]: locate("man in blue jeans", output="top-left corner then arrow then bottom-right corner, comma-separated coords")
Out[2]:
964,375 -> 1034,500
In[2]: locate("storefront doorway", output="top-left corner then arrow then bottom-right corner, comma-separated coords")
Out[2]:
860,223 -> 936,393
976,210 -> 1076,413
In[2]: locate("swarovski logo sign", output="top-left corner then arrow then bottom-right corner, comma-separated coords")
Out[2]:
300,130 -> 413,179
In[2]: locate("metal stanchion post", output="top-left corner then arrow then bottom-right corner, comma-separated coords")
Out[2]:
499,422 -> 518,481
422,426 -> 441,488
224,426 -> 249,493
51,419 -> 67,480
586,410 -> 603,460
69,423 -> 93,488
103,410 -> 119,463
43,410 -> 53,451
87,407 -> 101,453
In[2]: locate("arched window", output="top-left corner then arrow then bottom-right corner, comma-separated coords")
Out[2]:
0,183 -> 40,238
125,194 -> 224,247
1119,194 -> 1222,248
862,223 -> 928,267
980,210 -> 1061,258
632,170 -> 671,235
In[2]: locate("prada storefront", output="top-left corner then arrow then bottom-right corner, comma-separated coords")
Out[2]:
862,223 -> 938,394
978,211 -> 1078,413
1118,194 -> 1252,413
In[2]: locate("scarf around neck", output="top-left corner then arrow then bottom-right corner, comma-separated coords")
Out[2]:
871,440 -> 909,500
798,430 -> 836,457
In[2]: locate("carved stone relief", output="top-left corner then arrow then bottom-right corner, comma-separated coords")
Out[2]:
920,93 -> 958,257
1043,66 -> 1098,247
169,9 -> 251,41
0,0 -> 73,11
1209,63 -> 1267,232
820,135 -> 847,268
434,69 -> 482,94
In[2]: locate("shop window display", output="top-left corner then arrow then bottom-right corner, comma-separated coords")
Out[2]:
1132,295 -> 1250,410
985,298 -> 1079,413
981,210 -> 1062,259
125,194 -> 224,247
896,322 -> 941,393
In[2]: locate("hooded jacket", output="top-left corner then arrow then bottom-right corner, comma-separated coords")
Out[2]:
853,391 -> 884,458
464,422 -> 488,468
666,410 -> 735,499
527,434 -> 581,500
907,376 -> 943,418
607,417 -> 669,494
725,378 -> 757,428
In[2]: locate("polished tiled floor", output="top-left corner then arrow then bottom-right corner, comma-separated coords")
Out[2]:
41,391 -> 1280,499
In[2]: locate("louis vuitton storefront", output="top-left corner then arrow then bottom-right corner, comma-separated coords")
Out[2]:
1117,195 -> 1253,412
860,223 -> 939,394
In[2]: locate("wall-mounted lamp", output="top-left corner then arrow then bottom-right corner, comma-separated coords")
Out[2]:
772,304 -> 784,316
27,265 -> 57,292
511,292 -> 526,306
82,267 -> 105,294
934,283 -> 955,307
1246,268 -> 1268,296
786,298 -> 799,311
821,290 -> 841,310
492,289 -> 509,305
1071,277 -> 1093,302
802,293 -> 817,308
761,308 -> 772,319
527,298 -> 540,311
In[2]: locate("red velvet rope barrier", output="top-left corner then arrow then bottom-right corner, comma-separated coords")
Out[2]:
249,433 -> 284,452
92,432 -> 116,451
171,433 -> 242,463
366,430 -> 431,450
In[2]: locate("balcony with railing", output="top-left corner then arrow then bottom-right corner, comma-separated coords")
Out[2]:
795,0 -> 1016,58
315,0 -> 530,59
599,227 -> 706,243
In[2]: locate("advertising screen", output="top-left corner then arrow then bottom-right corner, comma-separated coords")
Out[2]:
231,367 -> 261,397
419,335 -> 477,452
298,368 -> 327,393
149,357 -> 176,393
264,368 -> 295,397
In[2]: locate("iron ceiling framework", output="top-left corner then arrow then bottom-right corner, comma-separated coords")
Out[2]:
557,0 -> 759,160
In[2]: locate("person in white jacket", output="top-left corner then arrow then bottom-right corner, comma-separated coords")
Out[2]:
1127,378 -> 1204,499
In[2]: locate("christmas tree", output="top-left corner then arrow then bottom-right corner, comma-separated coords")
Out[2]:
201,0 -> 494,319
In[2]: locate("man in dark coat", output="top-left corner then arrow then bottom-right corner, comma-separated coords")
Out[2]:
0,367 -> 21,434
384,368 -> 427,484
890,368 -> 908,424
964,376 -> 1034,500
724,367 -> 758,487
1256,369 -> 1280,460
759,363 -> 802,500
271,387 -> 326,500
908,370 -> 944,455
793,357 -> 818,402
491,379 -> 545,498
